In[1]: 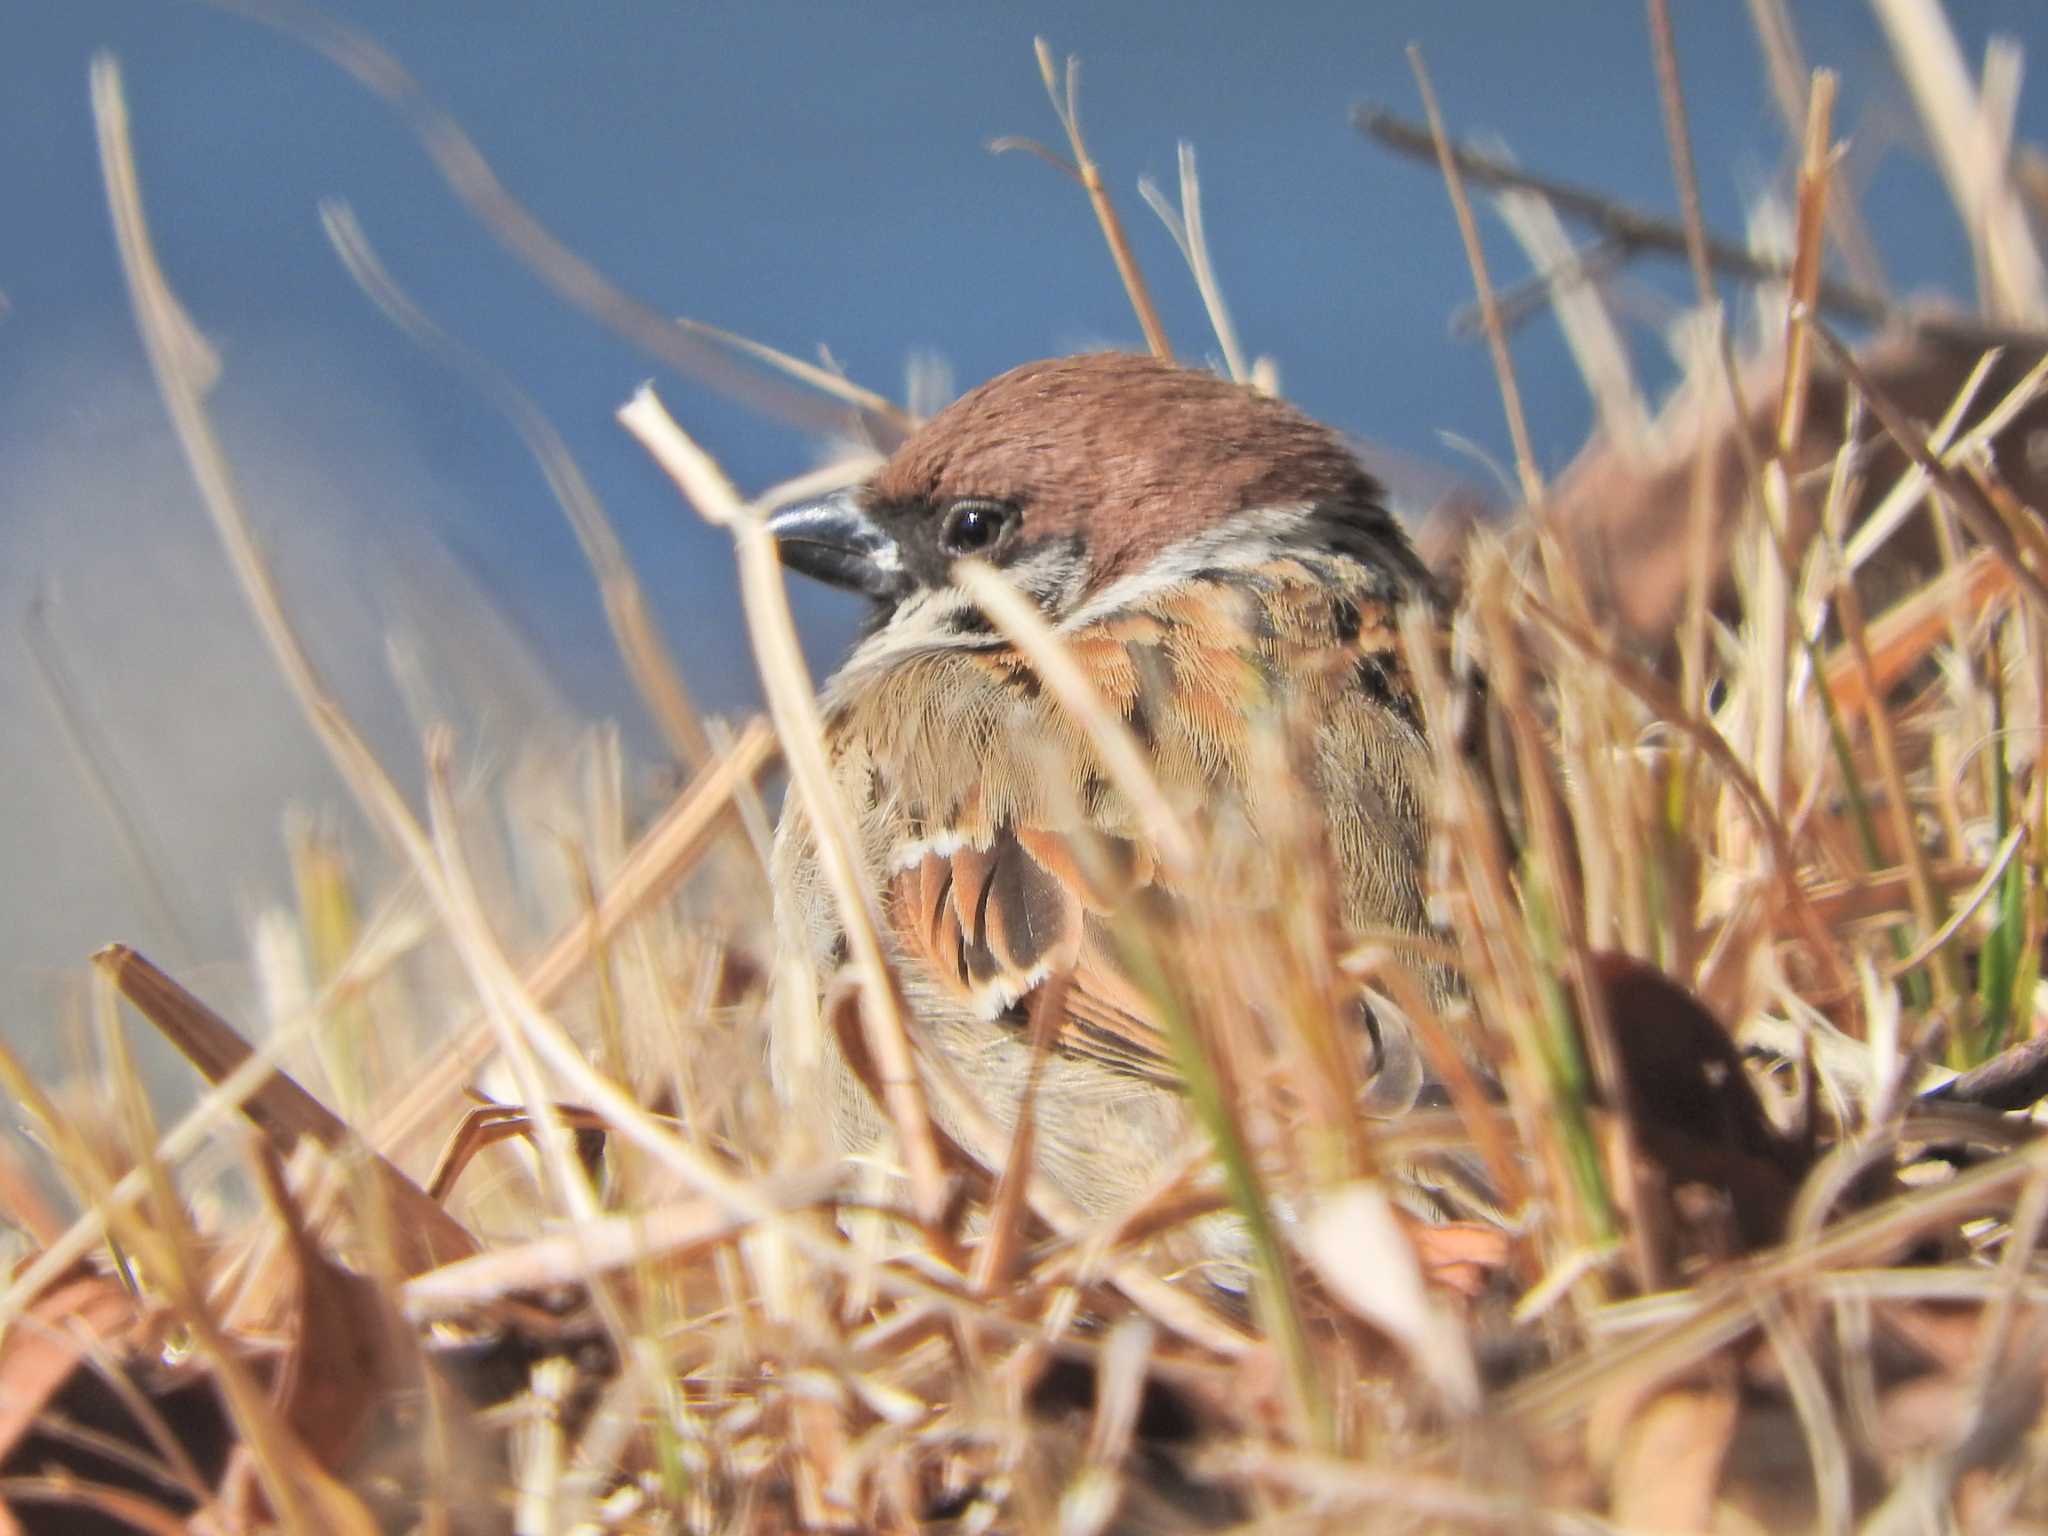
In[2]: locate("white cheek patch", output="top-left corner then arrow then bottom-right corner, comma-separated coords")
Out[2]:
1061,503 -> 1318,628
833,589 -> 979,682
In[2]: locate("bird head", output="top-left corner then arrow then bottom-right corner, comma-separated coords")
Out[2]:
767,352 -> 1423,626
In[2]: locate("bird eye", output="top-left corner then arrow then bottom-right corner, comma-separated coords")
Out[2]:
939,500 -> 1009,557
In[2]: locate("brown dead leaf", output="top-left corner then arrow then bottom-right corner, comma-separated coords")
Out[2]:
1545,335 -> 2047,647
97,945 -> 477,1276
1591,953 -> 1808,1257
0,1261 -> 236,1533
250,1142 -> 423,1477
0,1266 -> 140,1465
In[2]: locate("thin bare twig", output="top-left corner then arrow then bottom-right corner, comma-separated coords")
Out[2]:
1352,102 -> 2045,352
1407,45 -> 1543,506
993,39 -> 1173,363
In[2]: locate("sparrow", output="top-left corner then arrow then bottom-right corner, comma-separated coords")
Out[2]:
767,352 -> 1438,1232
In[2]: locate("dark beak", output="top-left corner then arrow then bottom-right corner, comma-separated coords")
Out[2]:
764,491 -> 911,603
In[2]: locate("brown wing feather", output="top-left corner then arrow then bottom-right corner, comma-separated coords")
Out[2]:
851,556 -> 1426,1094
888,830 -> 1179,1081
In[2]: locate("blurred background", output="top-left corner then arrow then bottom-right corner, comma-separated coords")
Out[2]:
1,2 -> 2042,1081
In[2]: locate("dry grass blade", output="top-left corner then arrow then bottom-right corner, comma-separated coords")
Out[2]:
1490,162 -> 1651,450
1407,44 -> 1543,507
402,1169 -> 842,1318
1646,0 -> 1721,326
1775,70 -> 1837,454
321,199 -> 713,770
369,717 -> 776,1163
1820,547 -> 2012,715
1871,0 -> 2047,320
1521,591 -> 1849,990
93,945 -> 476,1273
22,16 -> 2048,1530
1508,1134 -> 2048,1434
1647,0 -> 1774,591
95,54 -> 426,872
966,975 -> 1064,1298
421,732 -> 607,1227
1197,1448 -> 1588,1532
0,923 -> 420,1333
109,48 -> 791,1232
1137,143 -> 1250,384
100,39 -> 958,1363
994,38 -> 1172,363
1806,316 -> 2048,621
1881,825 -> 2025,981
1826,496 -> 1968,1021
616,385 -> 949,1229
1743,0 -> 1890,295
950,561 -> 1194,876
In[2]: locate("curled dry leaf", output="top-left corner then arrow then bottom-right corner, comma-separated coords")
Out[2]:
0,1262 -> 236,1533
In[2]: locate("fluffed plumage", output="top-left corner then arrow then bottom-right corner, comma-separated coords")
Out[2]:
770,353 -> 1438,1226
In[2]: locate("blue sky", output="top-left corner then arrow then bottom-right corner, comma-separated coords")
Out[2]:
2,2 -> 2042,1063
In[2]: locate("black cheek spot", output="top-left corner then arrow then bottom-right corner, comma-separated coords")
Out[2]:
1331,599 -> 1362,644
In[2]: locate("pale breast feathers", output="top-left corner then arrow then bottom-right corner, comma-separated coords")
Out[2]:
791,555 -> 1430,1087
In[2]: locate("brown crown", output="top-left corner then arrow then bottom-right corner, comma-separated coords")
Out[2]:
869,353 -> 1389,589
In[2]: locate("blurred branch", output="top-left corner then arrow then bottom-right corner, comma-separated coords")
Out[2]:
1354,101 -> 2047,352
197,0 -> 912,446
322,201 -> 714,771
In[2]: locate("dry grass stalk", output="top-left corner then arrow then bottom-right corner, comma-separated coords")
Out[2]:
195,3 -> 915,444
1407,44 -> 1544,509
14,11 -> 2048,1534
321,200 -> 715,770
991,38 -> 1175,365
617,386 -> 949,1230
1138,143 -> 1253,385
